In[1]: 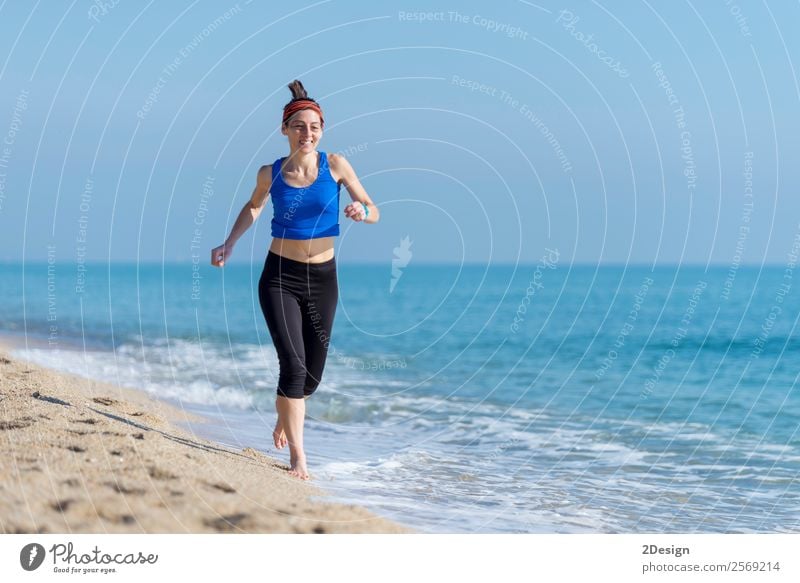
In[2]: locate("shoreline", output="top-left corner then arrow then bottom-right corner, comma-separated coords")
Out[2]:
0,337 -> 409,533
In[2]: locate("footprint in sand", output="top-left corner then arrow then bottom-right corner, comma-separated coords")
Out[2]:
99,511 -> 136,525
0,417 -> 36,430
72,418 -> 102,425
92,397 -> 118,406
51,499 -> 74,513
106,482 -> 146,496
66,429 -> 95,436
203,481 -> 236,494
148,466 -> 178,481
203,513 -> 253,532
5,416 -> 39,430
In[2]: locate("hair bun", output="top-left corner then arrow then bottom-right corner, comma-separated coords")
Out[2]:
287,79 -> 308,100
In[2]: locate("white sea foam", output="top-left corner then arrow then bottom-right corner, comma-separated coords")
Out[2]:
13,340 -> 260,409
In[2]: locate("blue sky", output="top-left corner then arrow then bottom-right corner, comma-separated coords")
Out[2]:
0,0 -> 798,265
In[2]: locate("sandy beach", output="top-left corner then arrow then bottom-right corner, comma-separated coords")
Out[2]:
0,342 -> 409,534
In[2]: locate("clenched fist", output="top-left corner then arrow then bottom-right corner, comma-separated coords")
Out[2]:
211,242 -> 233,267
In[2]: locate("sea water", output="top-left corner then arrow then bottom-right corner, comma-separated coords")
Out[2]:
3,261 -> 799,533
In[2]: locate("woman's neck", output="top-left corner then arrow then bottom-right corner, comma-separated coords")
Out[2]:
283,149 -> 319,172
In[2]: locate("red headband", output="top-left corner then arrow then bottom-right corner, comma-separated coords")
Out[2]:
282,99 -> 324,127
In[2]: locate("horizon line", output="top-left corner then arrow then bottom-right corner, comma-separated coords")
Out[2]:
0,260 -> 793,268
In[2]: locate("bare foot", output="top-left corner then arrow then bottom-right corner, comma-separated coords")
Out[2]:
272,399 -> 288,449
289,453 -> 310,480
272,418 -> 288,449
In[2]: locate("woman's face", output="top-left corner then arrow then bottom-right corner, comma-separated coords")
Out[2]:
282,109 -> 322,152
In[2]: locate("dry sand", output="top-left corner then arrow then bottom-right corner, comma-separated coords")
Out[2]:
0,345 -> 409,534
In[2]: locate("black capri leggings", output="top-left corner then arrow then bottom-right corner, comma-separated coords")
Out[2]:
258,251 -> 338,399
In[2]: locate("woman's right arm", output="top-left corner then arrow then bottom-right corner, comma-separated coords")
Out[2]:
210,165 -> 272,267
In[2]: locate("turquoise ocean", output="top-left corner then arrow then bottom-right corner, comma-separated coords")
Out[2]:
3,260 -> 799,533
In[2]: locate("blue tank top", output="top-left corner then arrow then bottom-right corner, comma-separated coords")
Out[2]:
269,151 -> 341,239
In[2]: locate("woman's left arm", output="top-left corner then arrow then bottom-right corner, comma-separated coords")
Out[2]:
331,153 -> 380,224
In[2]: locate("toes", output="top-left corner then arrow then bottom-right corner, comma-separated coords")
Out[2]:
273,424 -> 288,449
287,465 -> 309,480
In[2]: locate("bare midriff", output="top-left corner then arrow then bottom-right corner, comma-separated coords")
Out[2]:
269,236 -> 335,263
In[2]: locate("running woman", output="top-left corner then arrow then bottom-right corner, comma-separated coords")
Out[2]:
211,80 -> 379,480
